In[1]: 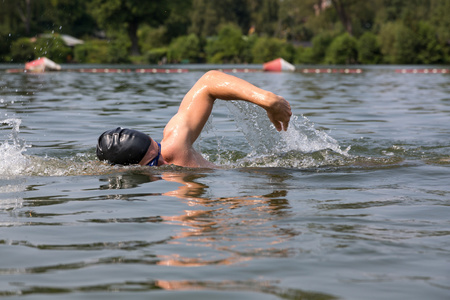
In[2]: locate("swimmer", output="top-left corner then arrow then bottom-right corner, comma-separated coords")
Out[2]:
96,70 -> 292,168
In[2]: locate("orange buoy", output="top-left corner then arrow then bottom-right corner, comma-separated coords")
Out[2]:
263,58 -> 295,72
25,57 -> 61,73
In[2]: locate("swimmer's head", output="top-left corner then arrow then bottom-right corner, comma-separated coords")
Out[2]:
96,127 -> 151,165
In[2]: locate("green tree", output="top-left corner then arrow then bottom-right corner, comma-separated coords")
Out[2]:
205,24 -> 247,63
1,0 -> 53,37
429,0 -> 450,45
330,0 -> 353,35
167,34 -> 201,63
138,25 -> 168,54
0,32 -> 14,62
247,0 -> 279,37
378,21 -> 399,63
295,46 -> 314,64
357,31 -> 381,64
74,40 -> 109,63
2,0 -> 449,65
278,0 -> 315,41
379,19 -> 444,64
88,0 -> 170,56
392,24 -> 417,64
46,0 -> 97,38
10,37 -> 35,62
325,32 -> 358,64
164,0 -> 192,40
311,32 -> 336,63
251,37 -> 295,63
415,21 -> 444,64
190,0 -> 251,38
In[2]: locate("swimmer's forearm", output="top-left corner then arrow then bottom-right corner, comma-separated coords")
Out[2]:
201,70 -> 275,109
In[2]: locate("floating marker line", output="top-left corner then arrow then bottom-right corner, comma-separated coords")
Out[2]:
395,68 -> 448,74
4,67 -> 449,74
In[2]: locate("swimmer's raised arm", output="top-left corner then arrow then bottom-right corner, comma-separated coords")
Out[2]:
193,70 -> 292,131
175,70 -> 290,135
161,70 -> 292,167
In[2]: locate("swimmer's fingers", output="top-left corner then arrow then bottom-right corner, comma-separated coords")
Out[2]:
268,115 -> 282,131
272,114 -> 290,131
282,118 -> 290,131
267,95 -> 291,131
267,110 -> 291,131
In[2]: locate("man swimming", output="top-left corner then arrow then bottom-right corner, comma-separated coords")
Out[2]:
96,70 -> 292,168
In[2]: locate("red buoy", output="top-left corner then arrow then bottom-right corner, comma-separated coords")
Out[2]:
25,57 -> 61,73
263,58 -> 295,72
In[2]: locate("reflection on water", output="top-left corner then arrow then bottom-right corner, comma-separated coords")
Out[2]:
154,280 -> 337,299
97,169 -> 300,268
1,279 -> 337,299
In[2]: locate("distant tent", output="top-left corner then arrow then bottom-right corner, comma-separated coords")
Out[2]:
25,57 -> 61,73
60,34 -> 84,47
263,58 -> 295,72
39,34 -> 84,47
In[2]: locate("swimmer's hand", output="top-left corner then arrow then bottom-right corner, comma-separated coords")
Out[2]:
264,93 -> 292,131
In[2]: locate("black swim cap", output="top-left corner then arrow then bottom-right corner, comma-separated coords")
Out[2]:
96,127 -> 151,165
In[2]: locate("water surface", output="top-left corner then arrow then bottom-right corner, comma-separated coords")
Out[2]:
1,65 -> 449,299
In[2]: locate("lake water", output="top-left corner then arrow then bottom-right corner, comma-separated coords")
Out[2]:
1,64 -> 449,299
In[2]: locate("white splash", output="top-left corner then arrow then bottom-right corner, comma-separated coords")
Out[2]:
278,115 -> 349,155
225,101 -> 349,155
224,101 -> 350,168
0,118 -> 31,177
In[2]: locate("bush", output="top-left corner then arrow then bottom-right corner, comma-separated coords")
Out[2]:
378,22 -> 399,64
251,36 -> 295,63
74,40 -> 109,63
358,32 -> 382,64
205,24 -> 246,63
107,36 -> 130,64
415,21 -> 444,64
145,47 -> 168,64
73,38 -> 129,64
310,32 -> 335,63
295,46 -> 314,64
379,21 -> 445,64
393,24 -> 417,64
167,34 -> 201,63
138,25 -> 168,54
10,38 -> 35,62
240,34 -> 259,63
325,33 -> 358,64
379,21 -> 419,64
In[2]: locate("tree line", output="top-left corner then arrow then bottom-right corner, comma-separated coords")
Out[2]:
1,0 -> 449,65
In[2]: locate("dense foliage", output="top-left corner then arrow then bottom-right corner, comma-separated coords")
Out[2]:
1,0 -> 449,64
